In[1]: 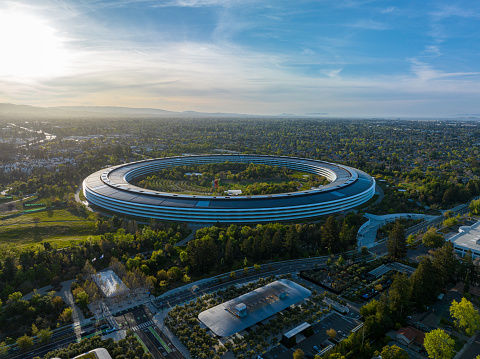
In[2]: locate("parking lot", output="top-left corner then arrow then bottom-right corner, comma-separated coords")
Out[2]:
264,312 -> 361,359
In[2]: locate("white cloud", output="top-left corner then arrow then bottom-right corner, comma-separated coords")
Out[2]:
408,59 -> 480,82
349,19 -> 390,30
379,6 -> 396,14
422,45 -> 442,57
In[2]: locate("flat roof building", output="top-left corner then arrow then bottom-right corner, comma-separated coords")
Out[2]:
198,279 -> 311,337
448,220 -> 480,259
94,270 -> 129,298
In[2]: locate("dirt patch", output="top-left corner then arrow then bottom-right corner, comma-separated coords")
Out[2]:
0,201 -> 18,214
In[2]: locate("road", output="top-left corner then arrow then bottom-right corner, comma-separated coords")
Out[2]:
114,305 -> 184,359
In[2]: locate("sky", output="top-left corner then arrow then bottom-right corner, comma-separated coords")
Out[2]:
1,0 -> 480,117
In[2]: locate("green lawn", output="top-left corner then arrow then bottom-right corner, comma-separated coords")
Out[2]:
0,208 -> 89,226
0,206 -> 98,248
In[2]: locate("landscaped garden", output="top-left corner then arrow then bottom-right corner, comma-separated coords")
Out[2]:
301,258 -> 402,302
132,161 -> 328,196
165,276 -> 338,359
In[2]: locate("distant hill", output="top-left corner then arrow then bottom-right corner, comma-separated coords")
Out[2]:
55,105 -> 176,115
0,103 -> 256,118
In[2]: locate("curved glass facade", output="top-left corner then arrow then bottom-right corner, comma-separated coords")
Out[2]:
83,154 -> 375,223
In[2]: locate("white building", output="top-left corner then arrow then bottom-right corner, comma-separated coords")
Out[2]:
448,220 -> 480,259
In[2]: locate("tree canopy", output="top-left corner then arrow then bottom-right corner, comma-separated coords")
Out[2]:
449,297 -> 480,336
424,329 -> 455,359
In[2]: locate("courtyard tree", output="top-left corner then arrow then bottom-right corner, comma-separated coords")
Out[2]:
293,348 -> 305,359
327,328 -> 337,340
449,297 -> 480,336
424,329 -> 454,359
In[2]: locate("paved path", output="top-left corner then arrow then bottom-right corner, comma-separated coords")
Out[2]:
357,213 -> 437,248
58,279 -> 85,341
22,284 -> 53,301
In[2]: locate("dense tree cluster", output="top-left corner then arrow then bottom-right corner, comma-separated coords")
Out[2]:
0,291 -> 66,342
186,214 -> 363,275
0,219 -> 188,300
324,242 -> 460,358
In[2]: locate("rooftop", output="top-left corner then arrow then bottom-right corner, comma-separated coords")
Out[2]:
94,270 -> 129,298
448,220 -> 480,256
198,279 -> 311,337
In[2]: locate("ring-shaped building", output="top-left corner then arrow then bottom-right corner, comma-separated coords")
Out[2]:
83,154 -> 375,223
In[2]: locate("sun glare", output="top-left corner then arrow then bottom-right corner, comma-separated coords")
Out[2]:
0,10 -> 69,79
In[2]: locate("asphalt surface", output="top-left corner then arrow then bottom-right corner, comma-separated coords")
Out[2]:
114,305 -> 184,359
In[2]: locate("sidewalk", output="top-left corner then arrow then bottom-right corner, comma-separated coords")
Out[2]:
22,284 -> 53,301
357,213 -> 437,248
59,279 -> 85,341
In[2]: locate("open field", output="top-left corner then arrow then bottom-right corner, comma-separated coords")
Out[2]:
0,208 -> 96,247
0,221 -> 96,246
0,208 -> 88,225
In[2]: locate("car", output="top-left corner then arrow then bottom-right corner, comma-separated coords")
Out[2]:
313,345 -> 319,351
445,326 -> 453,332
305,353 -> 315,359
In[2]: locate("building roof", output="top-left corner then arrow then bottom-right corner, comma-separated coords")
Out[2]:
84,154 -> 375,223
283,322 -> 311,339
396,327 -> 425,346
94,270 -> 129,298
198,279 -> 311,337
73,348 -> 112,359
449,220 -> 480,256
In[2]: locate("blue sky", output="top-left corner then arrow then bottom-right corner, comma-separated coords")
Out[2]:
1,0 -> 480,116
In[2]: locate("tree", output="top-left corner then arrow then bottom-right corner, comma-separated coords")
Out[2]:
387,220 -> 406,259
424,329 -> 454,359
379,345 -> 409,359
75,291 -> 89,309
389,273 -> 411,317
59,307 -> 73,323
432,241 -> 457,288
422,228 -> 445,249
443,217 -> 458,228
321,216 -> 339,253
469,199 -> 480,215
449,297 -> 480,336
16,335 -> 33,351
293,348 -> 305,359
411,257 -> 438,307
0,342 -> 8,357
326,328 -> 337,340
38,329 -> 52,343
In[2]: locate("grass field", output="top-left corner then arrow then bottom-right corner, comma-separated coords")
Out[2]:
0,208 -> 96,248
0,208 -> 88,226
